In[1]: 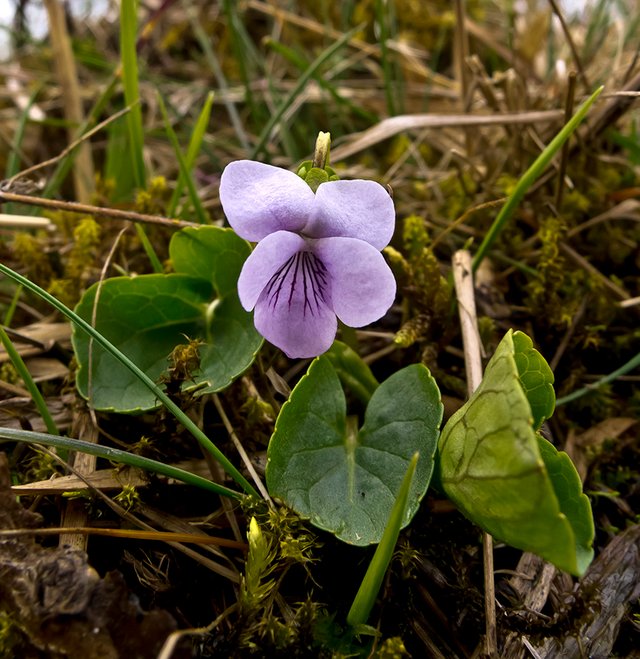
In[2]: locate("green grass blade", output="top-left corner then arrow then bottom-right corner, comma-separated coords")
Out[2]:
186,6 -> 250,152
134,223 -> 163,273
0,325 -> 59,436
43,74 -> 119,199
472,86 -> 604,273
347,452 -> 419,628
157,92 -> 209,224
556,349 -> 640,406
120,0 -> 146,189
5,86 -> 41,215
265,39 -> 378,124
0,262 -> 259,499
374,0 -> 398,116
4,85 -> 42,215
167,91 -> 215,217
222,0 -> 264,129
120,1 -> 163,272
0,427 -> 242,499
2,285 -> 22,326
250,24 -> 363,160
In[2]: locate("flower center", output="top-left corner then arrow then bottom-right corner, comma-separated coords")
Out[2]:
263,250 -> 329,316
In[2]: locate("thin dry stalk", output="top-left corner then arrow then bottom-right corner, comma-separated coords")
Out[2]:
43,0 -> 95,202
213,394 -> 272,504
39,445 -> 240,581
547,0 -> 590,89
554,71 -> 576,211
454,0 -> 471,110
59,411 -> 99,550
4,105 -> 132,190
330,110 -> 564,162
452,249 -> 496,658
0,190 -> 198,229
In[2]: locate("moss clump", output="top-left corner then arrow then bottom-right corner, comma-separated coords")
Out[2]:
135,176 -> 170,214
11,232 -> 54,285
526,215 -> 574,327
388,215 -> 450,347
48,217 -> 102,307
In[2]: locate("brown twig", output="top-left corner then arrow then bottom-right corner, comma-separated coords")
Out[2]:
38,445 -> 240,581
0,190 -> 198,229
0,526 -> 247,549
43,0 -> 95,201
213,394 -> 272,504
554,71 -> 576,211
4,105 -> 133,189
547,0 -> 590,89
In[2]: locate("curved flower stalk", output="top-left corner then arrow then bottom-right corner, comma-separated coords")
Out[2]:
220,160 -> 396,358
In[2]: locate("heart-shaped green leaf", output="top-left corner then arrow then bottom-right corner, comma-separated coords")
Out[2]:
536,435 -> 594,575
266,357 -> 443,545
73,226 -> 262,412
513,330 -> 555,430
169,226 -> 249,298
325,340 -> 379,405
438,329 -> 593,576
73,274 -> 213,412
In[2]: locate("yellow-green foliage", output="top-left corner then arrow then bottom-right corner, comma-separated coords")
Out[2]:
0,611 -> 22,658
562,189 -> 591,216
66,218 -> 101,281
495,173 -> 518,197
375,636 -> 410,658
0,362 -> 19,386
234,505 -> 321,652
11,233 -> 54,284
527,215 -> 573,327
48,217 -> 101,307
135,176 -> 169,214
114,483 -> 140,511
46,278 -> 77,308
24,450 -> 61,483
390,215 -> 450,346
438,171 -> 478,222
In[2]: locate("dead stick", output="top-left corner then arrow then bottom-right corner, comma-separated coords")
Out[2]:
452,249 -> 497,657
0,190 -> 198,229
555,71 -> 576,211
547,0 -> 590,90
43,0 -> 95,201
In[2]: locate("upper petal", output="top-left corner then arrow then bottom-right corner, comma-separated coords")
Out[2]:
253,250 -> 337,358
304,179 -> 395,249
220,160 -> 315,241
313,237 -> 396,327
237,231 -> 307,310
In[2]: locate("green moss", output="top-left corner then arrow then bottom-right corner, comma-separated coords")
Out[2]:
0,362 -> 19,385
135,176 -> 170,214
391,215 -> 450,346
0,611 -> 22,658
526,215 -> 574,327
11,233 -> 54,284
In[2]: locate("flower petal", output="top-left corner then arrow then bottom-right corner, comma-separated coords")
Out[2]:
304,180 -> 395,249
237,231 -> 307,311
220,160 -> 315,241
253,249 -> 337,358
313,237 -> 396,327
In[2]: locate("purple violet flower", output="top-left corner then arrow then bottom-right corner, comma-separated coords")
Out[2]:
220,160 -> 396,358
